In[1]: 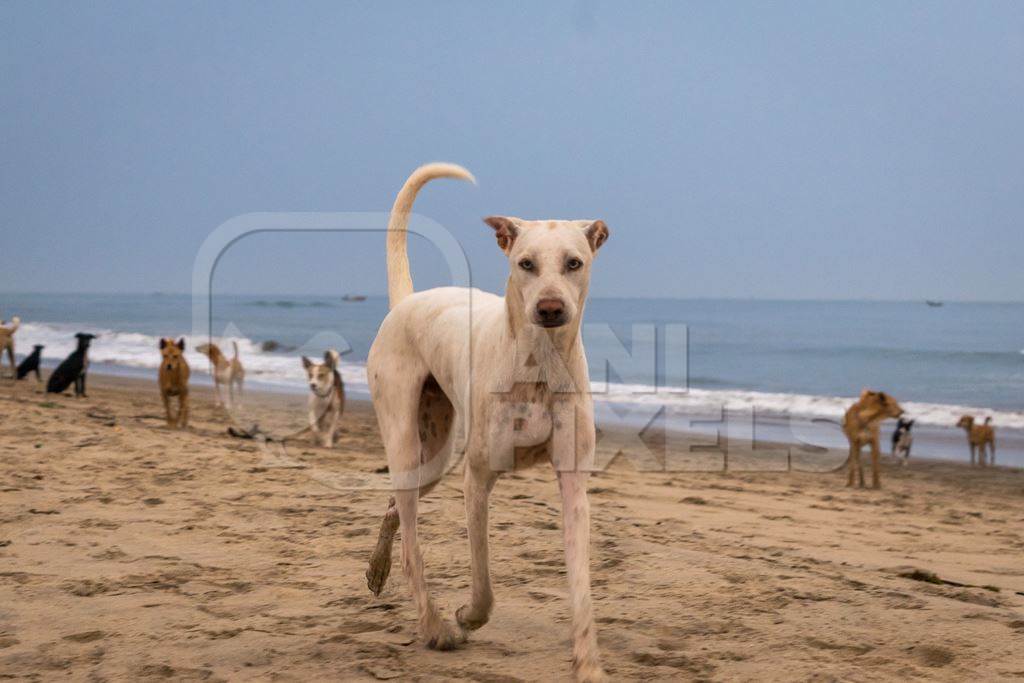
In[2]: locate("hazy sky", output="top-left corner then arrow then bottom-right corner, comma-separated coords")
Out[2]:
2,1 -> 1022,300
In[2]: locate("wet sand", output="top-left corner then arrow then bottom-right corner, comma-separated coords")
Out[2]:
2,374 -> 1024,681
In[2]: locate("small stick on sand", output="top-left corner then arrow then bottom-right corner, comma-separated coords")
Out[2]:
366,497 -> 400,596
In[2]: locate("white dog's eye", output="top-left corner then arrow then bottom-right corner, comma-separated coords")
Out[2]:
566,257 -> 582,271
519,259 -> 534,271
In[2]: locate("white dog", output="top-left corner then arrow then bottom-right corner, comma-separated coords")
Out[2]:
195,341 -> 245,408
302,349 -> 346,447
364,163 -> 610,681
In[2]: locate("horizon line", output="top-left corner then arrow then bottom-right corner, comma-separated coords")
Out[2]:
2,290 -> 1023,305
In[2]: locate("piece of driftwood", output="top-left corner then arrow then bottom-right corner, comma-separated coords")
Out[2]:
227,423 -> 315,443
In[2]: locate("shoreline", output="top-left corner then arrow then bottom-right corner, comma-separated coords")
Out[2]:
27,367 -> 1024,469
5,304 -> 1023,435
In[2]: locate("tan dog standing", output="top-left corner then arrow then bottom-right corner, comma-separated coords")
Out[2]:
843,389 -> 904,488
195,341 -> 245,408
956,415 -> 995,466
364,163 -> 610,681
158,338 -> 190,428
0,317 -> 21,379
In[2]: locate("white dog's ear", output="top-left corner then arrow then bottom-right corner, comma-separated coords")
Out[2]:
324,349 -> 339,369
484,216 -> 520,254
301,356 -> 313,370
583,220 -> 609,252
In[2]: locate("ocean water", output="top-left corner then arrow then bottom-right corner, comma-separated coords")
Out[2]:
3,292 -> 1022,466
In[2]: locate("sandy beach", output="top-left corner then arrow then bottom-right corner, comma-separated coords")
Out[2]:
2,374 -> 1024,681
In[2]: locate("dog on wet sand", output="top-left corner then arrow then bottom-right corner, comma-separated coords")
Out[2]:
46,333 -> 97,397
843,389 -> 904,488
0,317 -> 20,379
301,349 -> 345,447
891,417 -> 914,464
16,345 -> 44,382
159,338 -> 190,428
956,415 -> 995,466
196,341 -> 245,409
363,163 -> 610,681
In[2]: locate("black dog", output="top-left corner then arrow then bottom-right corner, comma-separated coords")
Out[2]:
891,417 -> 914,464
16,344 -> 44,382
46,333 -> 97,397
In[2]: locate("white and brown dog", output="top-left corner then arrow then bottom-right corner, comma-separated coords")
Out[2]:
301,349 -> 346,447
196,341 -> 245,408
0,316 -> 21,379
364,163 -> 610,681
891,417 -> 914,465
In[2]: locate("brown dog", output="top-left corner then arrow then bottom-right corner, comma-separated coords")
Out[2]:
158,338 -> 190,428
843,389 -> 904,488
195,341 -> 245,409
0,317 -> 21,379
956,415 -> 995,466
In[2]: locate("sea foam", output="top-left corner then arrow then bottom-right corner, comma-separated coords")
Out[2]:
18,321 -> 1024,430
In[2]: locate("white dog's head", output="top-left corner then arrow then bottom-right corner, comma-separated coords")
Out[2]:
485,217 -> 609,330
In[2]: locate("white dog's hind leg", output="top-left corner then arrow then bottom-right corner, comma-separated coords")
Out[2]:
456,462 -> 498,634
372,372 -> 461,650
367,399 -> 455,597
558,470 -> 606,682
366,478 -> 441,596
395,485 -> 461,650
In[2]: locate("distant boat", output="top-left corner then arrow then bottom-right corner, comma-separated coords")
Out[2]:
342,294 -> 367,302
925,300 -> 943,307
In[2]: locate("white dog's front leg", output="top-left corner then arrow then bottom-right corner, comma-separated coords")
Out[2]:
457,462 -> 498,634
557,470 -> 606,682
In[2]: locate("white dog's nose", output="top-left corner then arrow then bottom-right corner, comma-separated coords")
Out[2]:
535,298 -> 566,327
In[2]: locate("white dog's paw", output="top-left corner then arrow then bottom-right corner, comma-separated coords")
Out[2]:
455,603 -> 490,632
423,618 -> 463,651
574,662 -> 608,683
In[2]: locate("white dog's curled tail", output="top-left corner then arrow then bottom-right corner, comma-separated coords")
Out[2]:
2,316 -> 20,333
386,162 -> 475,309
